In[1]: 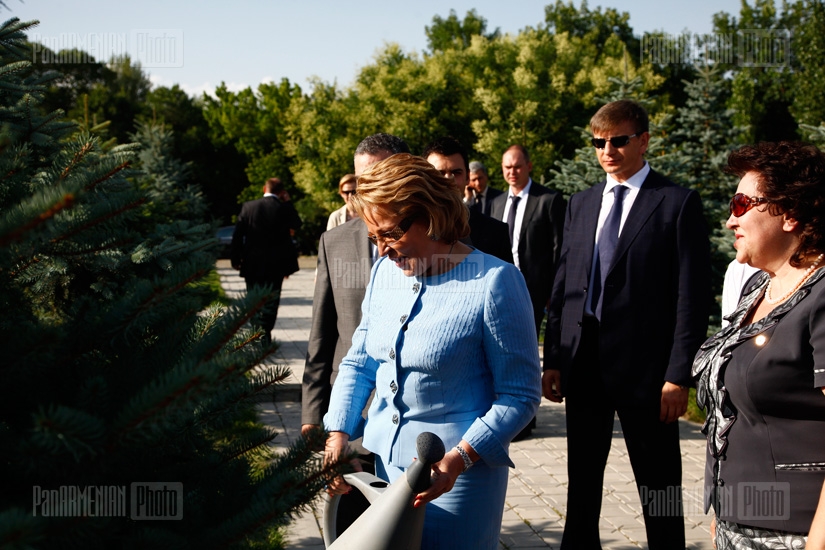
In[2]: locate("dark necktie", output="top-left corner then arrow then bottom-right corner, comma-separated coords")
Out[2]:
592,185 -> 627,319
507,195 -> 521,244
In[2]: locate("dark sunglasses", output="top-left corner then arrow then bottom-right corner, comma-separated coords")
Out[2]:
367,216 -> 416,245
590,133 -> 639,149
729,193 -> 770,217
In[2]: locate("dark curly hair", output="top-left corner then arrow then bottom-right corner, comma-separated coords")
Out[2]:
726,141 -> 825,267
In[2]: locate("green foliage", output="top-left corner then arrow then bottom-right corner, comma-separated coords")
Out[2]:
712,0 -> 798,142
425,8 -> 499,52
0,18 -> 340,548
790,0 -> 825,127
652,64 -> 746,330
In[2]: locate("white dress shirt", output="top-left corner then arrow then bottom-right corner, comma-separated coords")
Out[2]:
584,162 -> 650,316
501,179 -> 533,271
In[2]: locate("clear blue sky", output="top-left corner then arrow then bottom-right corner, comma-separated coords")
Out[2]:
9,0 -> 746,97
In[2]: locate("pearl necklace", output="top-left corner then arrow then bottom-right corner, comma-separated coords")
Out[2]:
764,253 -> 825,305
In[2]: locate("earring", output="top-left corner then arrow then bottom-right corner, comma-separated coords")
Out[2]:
430,233 -> 439,241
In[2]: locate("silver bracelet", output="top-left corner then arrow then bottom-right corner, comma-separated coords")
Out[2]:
454,445 -> 474,472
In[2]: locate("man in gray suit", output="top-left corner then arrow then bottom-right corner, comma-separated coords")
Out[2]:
466,161 -> 503,217
301,133 -> 410,437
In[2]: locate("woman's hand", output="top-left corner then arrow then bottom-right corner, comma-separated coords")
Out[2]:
413,442 -> 479,508
324,431 -> 360,495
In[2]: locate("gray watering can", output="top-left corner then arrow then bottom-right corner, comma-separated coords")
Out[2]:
323,432 -> 445,549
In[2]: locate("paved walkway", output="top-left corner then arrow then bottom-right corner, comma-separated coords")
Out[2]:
217,259 -> 715,550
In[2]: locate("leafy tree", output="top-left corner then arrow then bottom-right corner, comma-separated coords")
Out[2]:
425,8 -> 499,52
85,55 -> 153,144
145,85 -> 248,224
202,79 -> 302,199
653,64 -> 746,328
544,0 -> 640,62
789,0 -> 825,127
800,122 -> 825,146
0,17 -> 338,548
712,0 -> 798,142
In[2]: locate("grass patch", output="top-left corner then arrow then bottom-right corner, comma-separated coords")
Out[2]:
684,387 -> 706,424
190,266 -> 230,306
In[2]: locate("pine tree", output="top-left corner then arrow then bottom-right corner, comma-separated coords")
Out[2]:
653,64 -> 745,329
0,17 -> 339,549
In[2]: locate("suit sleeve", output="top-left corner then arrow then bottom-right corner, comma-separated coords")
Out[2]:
550,192 -> 566,269
665,189 -> 711,387
301,232 -> 337,425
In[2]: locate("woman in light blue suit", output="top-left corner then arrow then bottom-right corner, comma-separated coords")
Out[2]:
323,154 -> 541,549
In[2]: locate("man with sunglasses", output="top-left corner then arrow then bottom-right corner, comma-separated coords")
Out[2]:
542,100 -> 711,549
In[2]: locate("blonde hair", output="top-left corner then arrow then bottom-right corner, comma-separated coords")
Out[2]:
352,153 -> 470,243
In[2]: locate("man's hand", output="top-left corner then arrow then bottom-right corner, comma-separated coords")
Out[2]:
542,369 -> 563,403
660,381 -> 688,423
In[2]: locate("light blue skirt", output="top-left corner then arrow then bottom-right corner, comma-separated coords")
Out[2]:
377,456 -> 509,550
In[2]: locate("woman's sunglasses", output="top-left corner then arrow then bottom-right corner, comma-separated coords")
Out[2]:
590,133 -> 639,149
729,193 -> 770,217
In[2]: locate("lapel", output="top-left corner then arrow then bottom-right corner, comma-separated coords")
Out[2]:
607,172 -> 664,276
518,182 -> 540,241
580,183 -> 605,268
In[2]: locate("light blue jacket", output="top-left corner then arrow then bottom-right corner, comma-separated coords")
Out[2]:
324,249 -> 541,468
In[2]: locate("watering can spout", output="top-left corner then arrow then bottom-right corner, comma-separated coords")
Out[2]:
323,432 -> 445,550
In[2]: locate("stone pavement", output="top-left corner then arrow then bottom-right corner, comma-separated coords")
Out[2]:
217,259 -> 715,550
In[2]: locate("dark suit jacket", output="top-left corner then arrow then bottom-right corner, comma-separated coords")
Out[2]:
470,187 -> 504,217
230,195 -> 302,281
490,181 -> 565,312
467,208 -> 513,264
302,218 -> 373,426
544,169 -> 710,405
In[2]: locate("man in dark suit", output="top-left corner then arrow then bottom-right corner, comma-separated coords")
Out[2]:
542,100 -> 710,549
490,145 -> 565,334
301,133 -> 410,437
230,178 -> 301,345
230,177 -> 302,347
422,137 -> 513,264
466,161 -> 503,217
